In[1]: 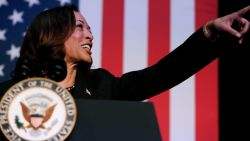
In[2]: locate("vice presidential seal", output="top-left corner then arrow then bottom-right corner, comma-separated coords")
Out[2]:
0,77 -> 77,141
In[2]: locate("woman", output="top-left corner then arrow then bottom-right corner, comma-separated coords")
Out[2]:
0,5 -> 249,100
0,4 -> 250,141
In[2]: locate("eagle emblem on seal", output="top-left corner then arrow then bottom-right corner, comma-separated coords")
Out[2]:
17,102 -> 57,130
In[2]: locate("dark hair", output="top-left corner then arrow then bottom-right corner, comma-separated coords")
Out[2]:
13,6 -> 77,81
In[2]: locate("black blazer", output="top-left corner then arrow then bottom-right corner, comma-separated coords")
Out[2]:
0,27 -> 222,141
0,27 -> 220,101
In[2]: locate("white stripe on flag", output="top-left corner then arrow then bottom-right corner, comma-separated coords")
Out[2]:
170,0 -> 195,141
123,0 -> 148,73
79,0 -> 103,69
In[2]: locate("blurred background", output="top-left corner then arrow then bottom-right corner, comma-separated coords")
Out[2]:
0,0 -> 249,141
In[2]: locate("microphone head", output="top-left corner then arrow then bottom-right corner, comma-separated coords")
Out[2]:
14,57 -> 33,80
36,44 -> 67,82
47,59 -> 67,82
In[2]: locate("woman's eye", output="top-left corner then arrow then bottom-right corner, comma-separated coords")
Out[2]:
76,24 -> 83,28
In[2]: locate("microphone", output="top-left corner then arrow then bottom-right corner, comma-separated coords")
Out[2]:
14,57 -> 67,82
36,44 -> 67,82
47,58 -> 67,82
13,57 -> 33,81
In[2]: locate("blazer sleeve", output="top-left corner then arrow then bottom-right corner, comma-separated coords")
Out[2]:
111,27 -> 222,101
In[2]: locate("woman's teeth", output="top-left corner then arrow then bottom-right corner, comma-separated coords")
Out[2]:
82,45 -> 91,51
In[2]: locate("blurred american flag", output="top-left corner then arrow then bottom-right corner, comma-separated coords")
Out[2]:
0,0 -> 219,141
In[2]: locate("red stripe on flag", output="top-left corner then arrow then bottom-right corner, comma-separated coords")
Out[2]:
195,0 -> 218,141
147,0 -> 170,141
101,0 -> 124,76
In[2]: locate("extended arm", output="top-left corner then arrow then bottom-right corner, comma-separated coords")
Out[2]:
114,6 -> 250,101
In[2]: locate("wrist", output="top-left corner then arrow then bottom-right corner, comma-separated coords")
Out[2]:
203,21 -> 219,42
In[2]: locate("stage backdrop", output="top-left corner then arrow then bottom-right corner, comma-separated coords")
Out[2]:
0,0 -> 218,141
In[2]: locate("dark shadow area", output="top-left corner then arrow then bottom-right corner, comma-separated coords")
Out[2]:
219,1 -> 250,141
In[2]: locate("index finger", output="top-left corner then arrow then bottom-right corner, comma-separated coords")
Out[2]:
237,5 -> 250,16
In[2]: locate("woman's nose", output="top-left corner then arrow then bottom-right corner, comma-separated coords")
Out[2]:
85,30 -> 94,41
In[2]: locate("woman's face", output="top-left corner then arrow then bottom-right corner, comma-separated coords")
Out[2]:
64,11 -> 93,65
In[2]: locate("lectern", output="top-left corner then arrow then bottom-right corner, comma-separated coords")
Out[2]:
0,78 -> 162,141
67,99 -> 162,141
